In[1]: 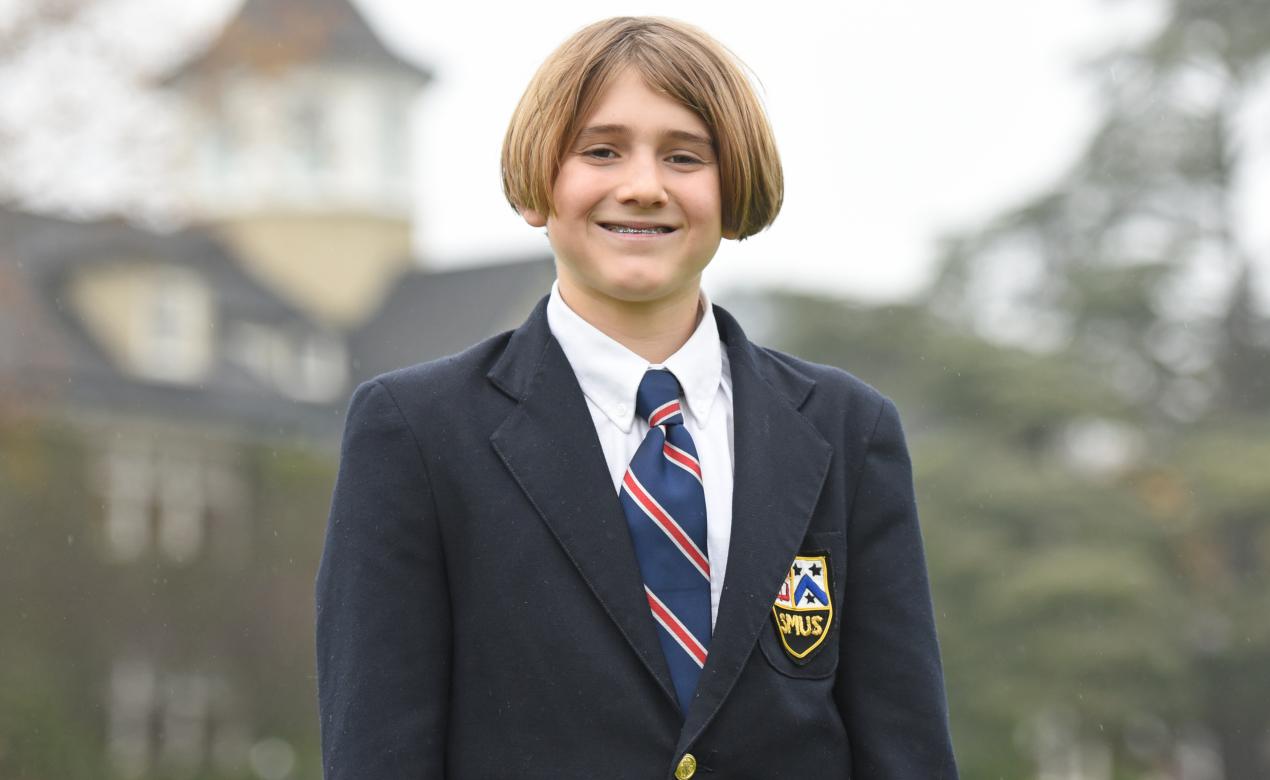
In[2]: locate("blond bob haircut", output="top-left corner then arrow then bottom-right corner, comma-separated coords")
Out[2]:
501,16 -> 783,241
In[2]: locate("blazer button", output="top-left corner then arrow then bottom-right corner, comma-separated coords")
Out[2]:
674,753 -> 697,779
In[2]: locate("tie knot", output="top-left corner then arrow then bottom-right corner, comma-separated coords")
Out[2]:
636,369 -> 685,427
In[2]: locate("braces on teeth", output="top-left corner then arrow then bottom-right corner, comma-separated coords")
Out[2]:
605,225 -> 671,234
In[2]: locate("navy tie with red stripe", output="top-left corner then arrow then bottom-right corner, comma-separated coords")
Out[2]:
619,368 -> 711,712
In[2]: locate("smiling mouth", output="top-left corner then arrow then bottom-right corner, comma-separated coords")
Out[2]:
599,223 -> 676,235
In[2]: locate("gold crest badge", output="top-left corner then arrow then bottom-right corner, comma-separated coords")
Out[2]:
771,554 -> 833,662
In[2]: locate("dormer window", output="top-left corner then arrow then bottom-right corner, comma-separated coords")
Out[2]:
293,330 -> 348,402
226,321 -> 348,403
132,266 -> 214,384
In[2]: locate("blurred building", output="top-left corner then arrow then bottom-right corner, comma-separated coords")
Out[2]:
166,0 -> 428,329
0,0 -> 552,777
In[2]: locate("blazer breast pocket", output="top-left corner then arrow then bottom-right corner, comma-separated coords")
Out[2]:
758,530 -> 845,680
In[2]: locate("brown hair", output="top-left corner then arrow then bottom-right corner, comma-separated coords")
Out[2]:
501,16 -> 783,240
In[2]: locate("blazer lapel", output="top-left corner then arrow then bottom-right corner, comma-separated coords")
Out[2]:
678,303 -> 834,748
488,297 -> 680,710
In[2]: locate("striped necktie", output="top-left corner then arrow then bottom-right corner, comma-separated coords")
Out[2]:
619,368 -> 711,712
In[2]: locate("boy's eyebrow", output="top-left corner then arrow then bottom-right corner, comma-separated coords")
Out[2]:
575,123 -> 714,147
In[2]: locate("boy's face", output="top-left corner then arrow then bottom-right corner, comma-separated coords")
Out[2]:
522,68 -> 731,312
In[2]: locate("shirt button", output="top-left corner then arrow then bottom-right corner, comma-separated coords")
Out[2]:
674,753 -> 697,779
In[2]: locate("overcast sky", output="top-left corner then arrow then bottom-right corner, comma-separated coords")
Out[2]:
352,0 -> 1165,301
5,0 -> 1183,302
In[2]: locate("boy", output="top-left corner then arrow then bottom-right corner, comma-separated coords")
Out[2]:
317,16 -> 957,779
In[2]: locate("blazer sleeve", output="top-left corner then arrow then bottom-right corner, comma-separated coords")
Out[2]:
315,379 -> 451,779
835,398 -> 958,778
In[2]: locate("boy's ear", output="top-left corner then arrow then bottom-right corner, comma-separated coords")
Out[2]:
519,206 -> 548,228
722,227 -> 739,240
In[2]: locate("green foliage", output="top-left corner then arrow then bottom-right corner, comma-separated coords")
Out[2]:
744,276 -> 1269,777
0,419 -> 336,778
746,291 -> 1162,775
738,3 -> 1270,775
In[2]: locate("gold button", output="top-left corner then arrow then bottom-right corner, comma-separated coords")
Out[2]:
675,753 -> 697,779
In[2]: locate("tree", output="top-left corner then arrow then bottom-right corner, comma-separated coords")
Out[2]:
0,0 -> 184,220
918,0 -> 1270,775
734,290 -> 1191,777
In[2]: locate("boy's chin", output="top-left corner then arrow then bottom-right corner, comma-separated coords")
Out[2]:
556,261 -> 705,309
597,276 -> 701,306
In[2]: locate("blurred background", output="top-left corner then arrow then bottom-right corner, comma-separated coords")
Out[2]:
0,0 -> 1267,778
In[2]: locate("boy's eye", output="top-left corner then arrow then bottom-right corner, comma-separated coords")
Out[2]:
668,154 -> 704,165
583,147 -> 618,159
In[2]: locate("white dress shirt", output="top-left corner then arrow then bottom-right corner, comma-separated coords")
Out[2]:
546,281 -> 734,628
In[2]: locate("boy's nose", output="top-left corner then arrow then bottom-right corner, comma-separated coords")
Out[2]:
615,155 -> 668,208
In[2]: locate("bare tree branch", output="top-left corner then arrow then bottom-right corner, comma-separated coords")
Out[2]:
0,0 -> 98,58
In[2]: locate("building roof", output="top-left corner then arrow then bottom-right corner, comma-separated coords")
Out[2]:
0,205 -> 557,447
0,210 -> 84,409
0,207 -> 340,439
164,0 -> 432,84
350,256 -> 556,385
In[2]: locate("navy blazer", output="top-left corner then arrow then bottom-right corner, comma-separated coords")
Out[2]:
316,297 -> 957,779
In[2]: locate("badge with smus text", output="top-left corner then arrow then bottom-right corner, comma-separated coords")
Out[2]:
772,553 -> 833,663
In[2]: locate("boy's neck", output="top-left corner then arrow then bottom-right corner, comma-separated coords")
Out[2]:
557,278 -> 703,364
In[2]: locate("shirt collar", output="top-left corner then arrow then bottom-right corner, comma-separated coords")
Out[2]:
546,280 -> 724,433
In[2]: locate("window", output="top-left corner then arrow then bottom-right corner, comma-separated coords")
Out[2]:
381,88 -> 409,182
131,267 -> 214,384
108,658 -> 246,777
291,96 -> 329,176
291,331 -> 348,402
100,439 -> 246,566
227,321 -> 348,403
